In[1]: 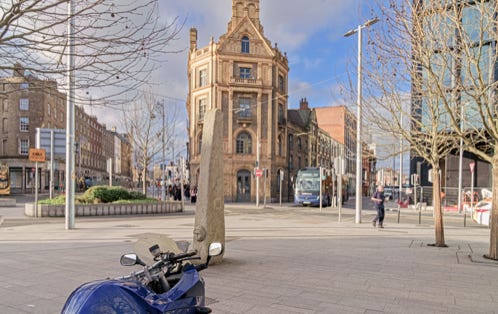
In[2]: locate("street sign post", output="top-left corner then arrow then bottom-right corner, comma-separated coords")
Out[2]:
29,148 -> 46,218
470,162 -> 476,218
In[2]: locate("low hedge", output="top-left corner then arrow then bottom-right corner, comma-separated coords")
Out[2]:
38,186 -> 151,205
80,185 -> 146,204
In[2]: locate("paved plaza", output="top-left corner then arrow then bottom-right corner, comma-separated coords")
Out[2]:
0,196 -> 497,313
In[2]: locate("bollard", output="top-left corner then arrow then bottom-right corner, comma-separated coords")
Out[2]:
397,206 -> 401,224
464,211 -> 467,227
418,207 -> 422,225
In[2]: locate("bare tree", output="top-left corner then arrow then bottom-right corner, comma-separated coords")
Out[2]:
0,0 -> 183,104
362,0 -> 498,256
122,89 -> 179,196
411,0 -> 498,260
357,0 -> 471,247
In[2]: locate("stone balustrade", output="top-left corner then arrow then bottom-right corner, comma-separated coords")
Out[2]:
25,201 -> 183,217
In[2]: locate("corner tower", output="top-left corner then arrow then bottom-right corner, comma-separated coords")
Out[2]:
228,0 -> 263,34
187,0 -> 289,203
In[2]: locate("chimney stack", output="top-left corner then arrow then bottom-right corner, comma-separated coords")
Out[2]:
299,98 -> 309,110
190,27 -> 198,51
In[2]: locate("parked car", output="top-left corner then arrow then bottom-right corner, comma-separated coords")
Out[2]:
472,200 -> 491,226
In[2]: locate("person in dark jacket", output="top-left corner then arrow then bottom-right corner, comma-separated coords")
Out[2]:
190,186 -> 197,203
371,185 -> 386,228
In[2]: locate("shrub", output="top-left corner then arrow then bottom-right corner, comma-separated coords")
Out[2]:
81,185 -> 147,203
38,195 -> 66,205
129,191 -> 147,200
38,186 -> 151,205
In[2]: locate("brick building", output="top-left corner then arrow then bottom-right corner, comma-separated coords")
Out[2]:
0,64 -> 132,193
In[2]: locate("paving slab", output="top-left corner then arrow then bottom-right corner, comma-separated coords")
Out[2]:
0,198 -> 496,313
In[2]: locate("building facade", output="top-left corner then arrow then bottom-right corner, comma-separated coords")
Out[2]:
0,64 -> 132,193
187,0 -> 290,202
315,106 -> 359,196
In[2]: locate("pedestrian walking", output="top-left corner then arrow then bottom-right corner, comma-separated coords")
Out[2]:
190,185 -> 197,204
371,185 -> 385,228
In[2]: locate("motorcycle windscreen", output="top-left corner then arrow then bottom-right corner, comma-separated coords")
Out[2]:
133,233 -> 184,265
61,279 -> 162,314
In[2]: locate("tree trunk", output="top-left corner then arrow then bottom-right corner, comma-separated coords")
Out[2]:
486,156 -> 498,260
432,165 -> 446,247
142,167 -> 147,197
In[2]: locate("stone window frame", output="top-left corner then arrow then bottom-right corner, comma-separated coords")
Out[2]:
20,117 -> 29,132
2,118 -> 8,133
239,67 -> 251,79
238,97 -> 252,118
241,36 -> 250,53
198,68 -> 208,87
198,97 -> 207,120
235,131 -> 252,154
19,98 -> 29,111
278,74 -> 285,93
197,132 -> 203,156
19,138 -> 29,155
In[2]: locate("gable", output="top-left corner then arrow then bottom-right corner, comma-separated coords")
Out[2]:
218,17 -> 274,57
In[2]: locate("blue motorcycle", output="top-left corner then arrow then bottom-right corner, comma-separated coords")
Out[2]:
62,241 -> 223,314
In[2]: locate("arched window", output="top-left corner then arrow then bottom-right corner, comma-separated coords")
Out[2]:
241,36 -> 250,53
236,132 -> 252,154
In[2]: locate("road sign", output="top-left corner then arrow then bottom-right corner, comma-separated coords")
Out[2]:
36,128 -> 66,156
469,161 -> 475,173
29,148 -> 46,162
255,169 -> 263,177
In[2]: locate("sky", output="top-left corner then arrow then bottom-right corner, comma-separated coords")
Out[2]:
149,0 -> 373,109
92,0 -> 402,170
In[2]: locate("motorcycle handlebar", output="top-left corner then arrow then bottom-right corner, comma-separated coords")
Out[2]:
169,250 -> 197,261
116,250 -> 199,284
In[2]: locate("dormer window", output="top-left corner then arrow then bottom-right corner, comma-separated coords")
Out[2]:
241,36 -> 250,53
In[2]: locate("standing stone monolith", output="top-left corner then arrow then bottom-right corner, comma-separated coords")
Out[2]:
193,109 -> 225,264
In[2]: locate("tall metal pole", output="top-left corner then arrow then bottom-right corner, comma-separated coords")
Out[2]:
180,157 -> 185,209
35,162 -> 39,217
355,24 -> 363,224
399,111 -> 403,202
457,104 -> 464,213
256,134 -> 260,208
161,102 -> 166,201
65,0 -> 76,230
319,166 -> 323,212
50,130 -> 54,199
344,17 -> 379,224
338,147 -> 343,222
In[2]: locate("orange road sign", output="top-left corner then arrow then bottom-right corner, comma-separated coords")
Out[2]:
29,148 -> 46,162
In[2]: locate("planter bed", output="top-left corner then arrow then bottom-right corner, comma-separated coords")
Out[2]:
24,201 -> 183,217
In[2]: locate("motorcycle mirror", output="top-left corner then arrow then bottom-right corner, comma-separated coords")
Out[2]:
208,243 -> 223,257
120,253 -> 146,266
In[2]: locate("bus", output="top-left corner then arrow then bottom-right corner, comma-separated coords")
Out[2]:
294,167 -> 332,207
0,163 -> 10,195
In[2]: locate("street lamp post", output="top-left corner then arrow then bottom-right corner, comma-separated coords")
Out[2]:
65,0 -> 76,230
344,17 -> 379,224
